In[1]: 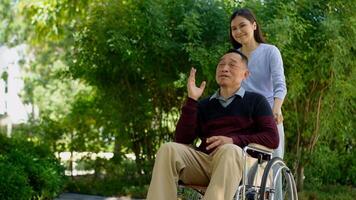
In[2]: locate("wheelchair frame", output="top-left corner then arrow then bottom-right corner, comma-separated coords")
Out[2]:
178,143 -> 298,200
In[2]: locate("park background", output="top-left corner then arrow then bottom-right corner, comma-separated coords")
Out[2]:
0,0 -> 355,199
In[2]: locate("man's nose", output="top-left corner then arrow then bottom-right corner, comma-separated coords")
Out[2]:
220,64 -> 229,72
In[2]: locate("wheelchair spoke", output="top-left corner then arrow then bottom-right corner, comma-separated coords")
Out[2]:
259,157 -> 298,200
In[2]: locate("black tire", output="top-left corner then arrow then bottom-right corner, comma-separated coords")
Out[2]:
259,157 -> 298,200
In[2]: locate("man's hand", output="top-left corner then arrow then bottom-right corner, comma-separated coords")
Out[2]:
187,68 -> 206,101
206,136 -> 233,155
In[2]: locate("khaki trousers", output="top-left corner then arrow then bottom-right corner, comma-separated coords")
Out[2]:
146,142 -> 259,200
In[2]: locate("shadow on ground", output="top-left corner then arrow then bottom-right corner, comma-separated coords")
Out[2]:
55,193 -> 145,200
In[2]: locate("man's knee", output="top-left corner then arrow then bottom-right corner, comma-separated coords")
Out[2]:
156,142 -> 182,158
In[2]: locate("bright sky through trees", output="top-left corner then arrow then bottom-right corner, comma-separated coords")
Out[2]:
0,45 -> 31,124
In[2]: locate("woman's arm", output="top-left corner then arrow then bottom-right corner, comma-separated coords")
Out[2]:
270,46 -> 286,124
273,97 -> 284,124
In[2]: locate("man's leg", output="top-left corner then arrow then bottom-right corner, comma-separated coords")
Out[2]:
146,142 -> 211,200
204,144 -> 244,200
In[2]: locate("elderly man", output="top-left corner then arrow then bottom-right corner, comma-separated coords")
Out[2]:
146,49 -> 279,200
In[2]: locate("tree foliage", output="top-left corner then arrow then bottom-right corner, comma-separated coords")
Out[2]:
2,0 -> 355,195
69,0 -> 231,169
255,0 -> 356,188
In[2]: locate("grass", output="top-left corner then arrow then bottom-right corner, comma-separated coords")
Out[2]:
64,175 -> 149,198
299,185 -> 356,200
65,176 -> 355,200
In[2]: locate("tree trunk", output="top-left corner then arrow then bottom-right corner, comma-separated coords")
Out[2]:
113,135 -> 123,164
70,150 -> 74,179
296,163 -> 304,191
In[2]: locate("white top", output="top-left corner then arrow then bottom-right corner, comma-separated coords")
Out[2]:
240,43 -> 287,108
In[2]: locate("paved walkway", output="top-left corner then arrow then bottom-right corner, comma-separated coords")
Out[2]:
55,193 -> 144,200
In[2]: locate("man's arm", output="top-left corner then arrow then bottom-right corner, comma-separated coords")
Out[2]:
175,68 -> 206,144
174,98 -> 199,144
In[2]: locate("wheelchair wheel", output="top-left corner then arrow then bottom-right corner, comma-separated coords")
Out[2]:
247,160 -> 259,186
259,157 -> 298,200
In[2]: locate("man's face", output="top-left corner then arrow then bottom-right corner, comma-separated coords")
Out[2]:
215,53 -> 249,88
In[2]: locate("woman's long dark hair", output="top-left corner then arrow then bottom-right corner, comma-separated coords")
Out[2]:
230,8 -> 266,49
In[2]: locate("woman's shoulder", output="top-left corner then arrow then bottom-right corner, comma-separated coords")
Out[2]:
259,43 -> 281,57
260,43 -> 280,51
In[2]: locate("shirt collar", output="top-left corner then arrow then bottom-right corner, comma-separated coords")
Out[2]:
209,87 -> 245,101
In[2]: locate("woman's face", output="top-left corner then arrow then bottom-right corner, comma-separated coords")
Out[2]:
231,16 -> 256,46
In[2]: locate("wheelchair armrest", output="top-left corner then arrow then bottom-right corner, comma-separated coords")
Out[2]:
244,143 -> 274,161
247,143 -> 274,153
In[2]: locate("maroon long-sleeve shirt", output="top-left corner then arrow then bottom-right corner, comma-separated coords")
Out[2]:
174,91 -> 279,154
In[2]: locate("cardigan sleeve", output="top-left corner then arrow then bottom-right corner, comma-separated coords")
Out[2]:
269,45 -> 287,100
174,98 -> 200,144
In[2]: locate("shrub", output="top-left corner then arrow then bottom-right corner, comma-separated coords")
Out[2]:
304,144 -> 356,189
0,134 -> 65,199
65,159 -> 150,198
0,157 -> 32,200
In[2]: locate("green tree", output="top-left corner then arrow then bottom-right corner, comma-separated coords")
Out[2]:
69,0 -> 231,172
244,0 -> 356,190
2,0 -> 355,195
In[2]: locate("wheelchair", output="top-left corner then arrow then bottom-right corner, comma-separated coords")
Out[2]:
178,143 -> 298,200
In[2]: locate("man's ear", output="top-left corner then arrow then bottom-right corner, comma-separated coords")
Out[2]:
244,70 -> 250,79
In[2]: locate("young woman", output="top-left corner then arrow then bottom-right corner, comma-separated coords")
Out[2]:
230,8 -> 287,159
229,8 -> 287,200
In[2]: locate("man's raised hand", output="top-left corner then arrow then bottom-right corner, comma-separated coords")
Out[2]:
187,68 -> 206,101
